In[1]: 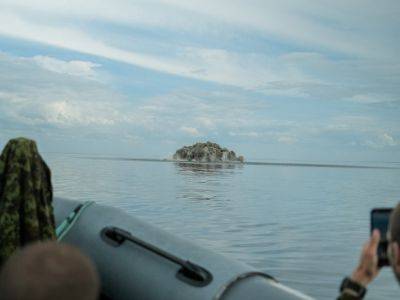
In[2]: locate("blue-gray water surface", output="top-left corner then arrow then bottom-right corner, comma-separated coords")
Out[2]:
46,153 -> 400,300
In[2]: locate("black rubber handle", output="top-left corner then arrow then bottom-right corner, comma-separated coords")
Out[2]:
101,226 -> 213,287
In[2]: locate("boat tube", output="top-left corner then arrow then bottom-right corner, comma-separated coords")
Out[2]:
54,198 -> 313,300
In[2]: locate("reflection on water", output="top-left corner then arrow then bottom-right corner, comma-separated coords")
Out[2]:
175,161 -> 242,173
174,162 -> 241,203
46,154 -> 400,300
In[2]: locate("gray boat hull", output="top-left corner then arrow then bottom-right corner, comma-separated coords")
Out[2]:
54,198 -> 313,300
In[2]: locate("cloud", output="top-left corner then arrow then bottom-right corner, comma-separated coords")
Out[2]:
0,1 -> 399,102
180,126 -> 201,136
4,93 -> 121,128
0,2 -> 398,161
312,115 -> 400,150
0,53 -> 122,128
161,0 -> 399,59
125,89 -> 274,135
0,12 -> 195,78
379,133 -> 398,147
346,94 -> 395,104
228,131 -> 299,145
32,56 -> 100,79
41,100 -> 119,126
1,0 -> 398,59
362,133 -> 398,149
257,53 -> 400,102
229,131 -> 260,138
4,49 -> 395,153
195,116 -> 215,129
0,11 -> 276,89
277,135 -> 297,145
326,116 -> 375,132
0,53 -> 276,139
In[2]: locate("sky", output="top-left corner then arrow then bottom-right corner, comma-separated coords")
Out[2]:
0,0 -> 399,162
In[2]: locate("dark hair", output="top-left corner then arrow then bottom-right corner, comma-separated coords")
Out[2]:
0,242 -> 99,300
390,203 -> 400,244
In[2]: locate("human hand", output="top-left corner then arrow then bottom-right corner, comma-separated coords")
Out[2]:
350,229 -> 381,286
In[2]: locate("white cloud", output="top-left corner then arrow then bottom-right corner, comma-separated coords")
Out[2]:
1,0 -> 397,59
0,12 -> 275,89
0,12 -> 194,78
326,116 -> 375,132
380,133 -> 398,147
179,47 -> 284,89
126,89 -> 273,135
180,126 -> 201,136
362,133 -> 398,149
0,54 -> 278,141
319,116 -> 400,149
277,135 -> 297,145
42,100 -> 118,126
160,0 -> 398,59
346,94 -> 394,104
32,56 -> 100,79
4,93 -> 121,127
24,33 -> 299,93
258,53 -> 400,102
228,131 -> 299,145
0,53 -> 122,127
0,48 -> 397,159
195,116 -> 215,129
0,0 -> 398,101
229,131 -> 260,138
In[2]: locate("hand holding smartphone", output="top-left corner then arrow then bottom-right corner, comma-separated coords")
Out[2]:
370,208 -> 393,267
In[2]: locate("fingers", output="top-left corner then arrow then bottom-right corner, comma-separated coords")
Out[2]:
359,231 -> 380,267
370,229 -> 380,248
364,230 -> 380,258
364,230 -> 379,256
351,232 -> 382,286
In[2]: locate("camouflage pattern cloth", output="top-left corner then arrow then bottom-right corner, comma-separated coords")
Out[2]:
0,138 -> 56,267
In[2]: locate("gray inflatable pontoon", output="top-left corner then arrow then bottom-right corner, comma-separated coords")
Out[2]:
54,198 -> 313,300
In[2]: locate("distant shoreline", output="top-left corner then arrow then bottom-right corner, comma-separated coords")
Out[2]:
70,156 -> 399,170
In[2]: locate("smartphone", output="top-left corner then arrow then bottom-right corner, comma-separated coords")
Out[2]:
371,208 -> 393,267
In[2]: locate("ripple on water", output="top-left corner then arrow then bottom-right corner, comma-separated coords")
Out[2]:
47,154 -> 400,300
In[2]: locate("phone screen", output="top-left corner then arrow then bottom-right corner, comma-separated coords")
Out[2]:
372,211 -> 391,241
371,208 -> 393,267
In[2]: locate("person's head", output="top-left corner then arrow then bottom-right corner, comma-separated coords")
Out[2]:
389,202 -> 400,283
0,242 -> 100,300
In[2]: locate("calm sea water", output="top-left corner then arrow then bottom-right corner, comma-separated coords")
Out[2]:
45,153 -> 400,300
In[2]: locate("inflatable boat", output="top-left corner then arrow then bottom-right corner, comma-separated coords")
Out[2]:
54,198 -> 313,300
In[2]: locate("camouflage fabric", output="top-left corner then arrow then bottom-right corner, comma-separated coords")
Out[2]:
0,138 -> 56,267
